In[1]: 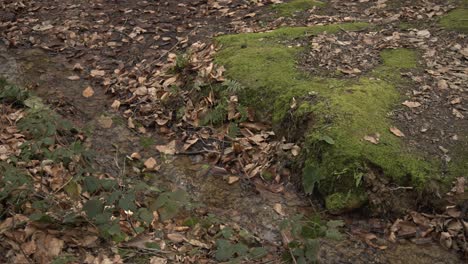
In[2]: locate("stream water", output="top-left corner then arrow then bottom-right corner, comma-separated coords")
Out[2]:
0,45 -> 462,263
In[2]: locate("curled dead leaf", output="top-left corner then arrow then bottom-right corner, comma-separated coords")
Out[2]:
273,203 -> 285,216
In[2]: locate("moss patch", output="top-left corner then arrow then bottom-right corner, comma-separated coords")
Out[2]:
215,24 -> 448,213
439,1 -> 468,33
272,0 -> 325,17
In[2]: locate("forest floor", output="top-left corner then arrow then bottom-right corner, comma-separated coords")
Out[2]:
0,0 -> 467,263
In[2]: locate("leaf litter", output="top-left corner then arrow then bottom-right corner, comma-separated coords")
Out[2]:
0,0 -> 467,263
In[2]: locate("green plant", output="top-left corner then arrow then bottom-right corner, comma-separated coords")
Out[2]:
280,214 -> 344,263
213,227 -> 267,263
174,52 -> 190,73
0,79 -> 30,105
223,79 -> 245,95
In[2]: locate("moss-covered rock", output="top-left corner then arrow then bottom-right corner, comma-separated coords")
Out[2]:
272,0 -> 325,17
325,192 -> 367,215
215,24 -> 453,214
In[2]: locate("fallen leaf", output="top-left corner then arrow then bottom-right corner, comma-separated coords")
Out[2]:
402,100 -> 421,108
97,115 -> 113,128
273,203 -> 285,216
150,257 -> 168,264
144,157 -> 157,170
67,75 -> 80,81
452,108 -> 464,119
111,100 -> 121,110
73,63 -> 83,71
90,69 -> 105,77
291,145 -> 301,156
364,133 -> 380,144
167,233 -> 185,243
130,152 -> 141,160
228,176 -> 239,185
390,127 -> 405,137
450,97 -> 461,105
128,117 -> 135,129
82,86 -> 95,98
155,140 -> 176,155
187,239 -> 211,249
437,79 -> 448,90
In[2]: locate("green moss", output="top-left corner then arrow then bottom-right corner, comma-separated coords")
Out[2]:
447,135 -> 468,179
325,192 -> 367,215
216,23 -> 369,122
272,0 -> 325,17
380,49 -> 418,69
215,24 -> 459,213
439,8 -> 468,32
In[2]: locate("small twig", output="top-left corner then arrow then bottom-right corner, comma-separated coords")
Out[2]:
289,247 -> 298,264
53,176 -> 74,194
389,186 -> 413,191
338,25 -> 355,39
175,149 -> 217,155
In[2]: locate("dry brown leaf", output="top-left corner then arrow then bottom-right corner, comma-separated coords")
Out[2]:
67,75 -> 80,81
452,108 -> 464,119
155,140 -> 176,155
111,100 -> 121,110
127,117 -> 135,129
228,176 -> 239,185
183,138 -> 199,151
90,69 -> 105,77
273,203 -> 285,216
364,133 -> 380,144
34,233 -> 64,263
97,115 -> 113,129
144,157 -> 157,170
73,63 -> 83,71
450,97 -> 461,105
187,239 -> 211,249
150,257 -> 168,264
130,152 -> 141,160
162,76 -> 177,88
240,122 -> 268,131
167,233 -> 185,243
364,233 -> 387,250
402,100 -> 421,108
291,145 -> 301,156
82,86 -> 95,98
437,79 -> 448,90
389,127 -> 405,137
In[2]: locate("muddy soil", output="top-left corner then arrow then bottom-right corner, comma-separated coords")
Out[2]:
0,43 -> 462,263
